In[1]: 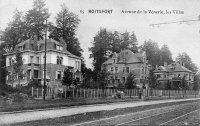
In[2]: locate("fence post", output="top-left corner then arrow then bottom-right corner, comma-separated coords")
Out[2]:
64,87 -> 66,98
36,88 -> 38,98
31,87 -> 34,97
72,88 -> 74,97
83,88 -> 85,98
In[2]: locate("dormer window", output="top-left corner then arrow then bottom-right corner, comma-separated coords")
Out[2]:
56,45 -> 63,51
18,46 -> 24,51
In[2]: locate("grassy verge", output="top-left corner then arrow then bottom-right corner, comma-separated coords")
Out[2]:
11,99 -> 200,126
0,97 -> 139,112
0,95 -> 198,113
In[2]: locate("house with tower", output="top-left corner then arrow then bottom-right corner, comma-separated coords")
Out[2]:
102,49 -> 149,88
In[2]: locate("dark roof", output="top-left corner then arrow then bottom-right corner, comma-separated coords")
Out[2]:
103,49 -> 144,65
154,63 -> 193,73
6,38 -> 83,60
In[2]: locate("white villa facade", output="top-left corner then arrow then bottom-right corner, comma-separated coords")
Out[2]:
4,38 -> 82,89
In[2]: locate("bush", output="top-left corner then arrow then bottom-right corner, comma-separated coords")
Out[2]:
8,93 -> 28,102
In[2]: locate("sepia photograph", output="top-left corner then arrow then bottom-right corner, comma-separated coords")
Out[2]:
0,0 -> 200,125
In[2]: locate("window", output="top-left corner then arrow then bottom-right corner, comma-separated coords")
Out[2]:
111,67 -> 114,73
34,70 -> 39,78
56,71 -> 62,80
57,56 -> 60,64
113,59 -> 116,64
36,57 -> 39,64
60,46 -> 63,50
30,56 -> 34,63
56,45 -> 63,51
31,44 -> 34,50
57,56 -> 63,65
126,67 -> 130,73
18,46 -> 24,51
60,57 -> 63,65
123,67 -> 125,73
76,61 -> 80,70
115,67 -> 118,73
7,71 -> 12,80
9,58 -> 12,66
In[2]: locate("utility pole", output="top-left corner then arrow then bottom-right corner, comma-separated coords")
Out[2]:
43,19 -> 47,101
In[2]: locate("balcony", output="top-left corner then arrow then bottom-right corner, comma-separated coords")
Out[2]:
172,77 -> 182,81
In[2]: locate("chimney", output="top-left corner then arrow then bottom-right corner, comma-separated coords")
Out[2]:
59,37 -> 67,50
164,61 -> 167,67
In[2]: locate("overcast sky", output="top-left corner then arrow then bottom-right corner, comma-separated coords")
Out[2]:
0,0 -> 200,69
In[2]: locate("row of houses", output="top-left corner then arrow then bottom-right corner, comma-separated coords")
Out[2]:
3,38 -> 195,90
102,50 -> 195,89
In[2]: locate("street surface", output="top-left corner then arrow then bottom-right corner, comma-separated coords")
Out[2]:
73,100 -> 200,126
0,98 -> 199,125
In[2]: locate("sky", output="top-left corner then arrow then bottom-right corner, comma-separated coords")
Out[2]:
0,0 -> 200,69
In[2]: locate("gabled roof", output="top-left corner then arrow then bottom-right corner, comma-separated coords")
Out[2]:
154,63 -> 193,73
103,49 -> 144,65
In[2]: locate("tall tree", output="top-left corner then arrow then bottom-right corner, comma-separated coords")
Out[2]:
120,32 -> 138,53
141,40 -> 162,67
25,0 -> 50,40
13,50 -> 24,87
49,4 -> 82,57
110,31 -> 121,53
89,28 -> 112,80
2,9 -> 27,49
89,29 -> 139,80
176,52 -> 198,72
160,44 -> 173,64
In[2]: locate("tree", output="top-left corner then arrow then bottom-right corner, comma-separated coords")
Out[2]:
125,72 -> 137,89
0,43 -> 7,85
120,32 -> 138,53
176,52 -> 198,72
148,69 -> 158,89
180,75 -> 189,90
49,4 -> 82,57
2,9 -> 27,49
141,40 -> 160,67
89,28 -> 113,80
193,73 -> 200,90
25,0 -> 50,40
89,28 -> 139,80
12,50 -> 24,87
62,68 -> 73,87
97,67 -> 110,88
160,44 -> 173,64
